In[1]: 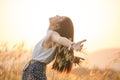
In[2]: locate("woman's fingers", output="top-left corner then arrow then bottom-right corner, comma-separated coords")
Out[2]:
78,44 -> 83,51
78,39 -> 87,44
75,44 -> 83,51
73,39 -> 86,51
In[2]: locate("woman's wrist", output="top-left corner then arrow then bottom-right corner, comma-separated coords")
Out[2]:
68,42 -> 75,50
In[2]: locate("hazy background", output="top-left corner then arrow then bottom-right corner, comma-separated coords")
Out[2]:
0,0 -> 120,52
0,1 -> 120,79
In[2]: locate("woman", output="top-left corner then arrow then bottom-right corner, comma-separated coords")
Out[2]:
22,15 -> 86,80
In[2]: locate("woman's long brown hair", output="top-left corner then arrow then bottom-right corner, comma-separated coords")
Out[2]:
49,16 -> 74,73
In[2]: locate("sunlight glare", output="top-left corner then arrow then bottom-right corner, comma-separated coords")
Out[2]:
0,0 -> 120,52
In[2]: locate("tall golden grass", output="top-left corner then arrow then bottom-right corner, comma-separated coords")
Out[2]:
0,42 -> 120,80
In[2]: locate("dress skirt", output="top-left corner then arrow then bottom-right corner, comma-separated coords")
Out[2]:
22,60 -> 47,80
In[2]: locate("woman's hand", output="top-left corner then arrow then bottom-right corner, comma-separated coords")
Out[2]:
72,39 -> 87,51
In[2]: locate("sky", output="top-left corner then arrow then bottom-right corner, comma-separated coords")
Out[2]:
0,0 -> 120,53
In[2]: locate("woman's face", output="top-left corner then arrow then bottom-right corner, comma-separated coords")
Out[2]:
49,15 -> 65,25
49,15 -> 66,30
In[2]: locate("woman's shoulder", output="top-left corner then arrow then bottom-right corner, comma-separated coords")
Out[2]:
47,30 -> 60,37
45,30 -> 61,44
44,30 -> 56,42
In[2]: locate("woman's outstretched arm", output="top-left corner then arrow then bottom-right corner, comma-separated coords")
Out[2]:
50,31 -> 86,51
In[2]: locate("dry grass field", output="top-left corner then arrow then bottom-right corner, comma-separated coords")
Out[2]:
0,42 -> 120,80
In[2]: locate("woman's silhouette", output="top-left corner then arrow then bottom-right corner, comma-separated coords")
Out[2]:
22,15 -> 86,80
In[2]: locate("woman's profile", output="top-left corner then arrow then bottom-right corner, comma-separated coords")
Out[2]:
22,15 -> 86,80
